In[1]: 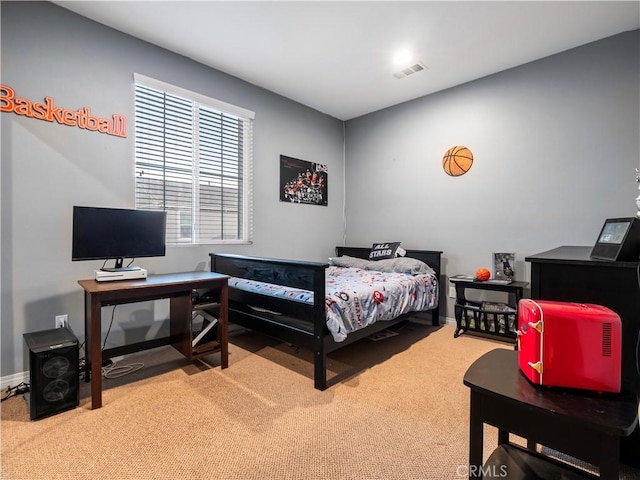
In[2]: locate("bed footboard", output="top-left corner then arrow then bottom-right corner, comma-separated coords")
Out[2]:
210,253 -> 331,388
210,247 -> 442,390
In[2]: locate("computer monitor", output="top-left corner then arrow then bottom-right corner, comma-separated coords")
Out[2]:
72,206 -> 166,271
590,217 -> 640,261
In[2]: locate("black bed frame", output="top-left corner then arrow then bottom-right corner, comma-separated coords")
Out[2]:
209,246 -> 442,390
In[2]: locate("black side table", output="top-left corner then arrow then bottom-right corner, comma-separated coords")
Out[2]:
450,278 -> 527,340
463,349 -> 639,480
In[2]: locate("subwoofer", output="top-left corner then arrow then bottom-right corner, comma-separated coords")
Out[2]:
23,327 -> 79,420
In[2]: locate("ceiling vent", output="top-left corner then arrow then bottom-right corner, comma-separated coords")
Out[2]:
393,62 -> 427,79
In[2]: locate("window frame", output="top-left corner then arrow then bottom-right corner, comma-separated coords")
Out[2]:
133,73 -> 254,246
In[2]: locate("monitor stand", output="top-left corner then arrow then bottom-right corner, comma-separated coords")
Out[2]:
100,257 -> 142,272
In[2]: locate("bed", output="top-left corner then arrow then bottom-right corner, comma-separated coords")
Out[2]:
209,246 -> 442,390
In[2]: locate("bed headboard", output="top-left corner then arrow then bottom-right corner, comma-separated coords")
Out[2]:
335,246 -> 442,278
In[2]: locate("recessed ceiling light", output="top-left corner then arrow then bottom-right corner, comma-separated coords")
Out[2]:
393,50 -> 412,66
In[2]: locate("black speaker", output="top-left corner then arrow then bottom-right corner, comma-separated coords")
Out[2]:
23,327 -> 79,420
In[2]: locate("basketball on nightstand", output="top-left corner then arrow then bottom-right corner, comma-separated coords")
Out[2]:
475,268 -> 490,281
442,146 -> 473,176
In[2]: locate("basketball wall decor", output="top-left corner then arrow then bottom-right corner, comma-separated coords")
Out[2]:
442,146 -> 473,176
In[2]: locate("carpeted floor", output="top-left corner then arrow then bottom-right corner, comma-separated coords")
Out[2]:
1,322 -> 638,479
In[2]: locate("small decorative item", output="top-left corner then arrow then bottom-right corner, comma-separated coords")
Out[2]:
442,146 -> 473,176
493,253 -> 515,283
635,168 -> 640,218
0,84 -> 127,138
368,242 -> 402,260
475,268 -> 491,282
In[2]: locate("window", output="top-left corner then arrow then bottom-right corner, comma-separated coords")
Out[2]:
134,74 -> 254,245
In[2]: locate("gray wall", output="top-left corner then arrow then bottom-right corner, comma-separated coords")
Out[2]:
1,2 -> 345,376
2,2 -> 639,379
345,30 -> 640,316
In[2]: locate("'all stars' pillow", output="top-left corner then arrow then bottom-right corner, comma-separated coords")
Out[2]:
368,242 -> 404,260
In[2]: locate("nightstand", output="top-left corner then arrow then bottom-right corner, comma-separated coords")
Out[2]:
449,276 -> 527,340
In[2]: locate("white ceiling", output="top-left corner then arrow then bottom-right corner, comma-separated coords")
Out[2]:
54,1 -> 640,121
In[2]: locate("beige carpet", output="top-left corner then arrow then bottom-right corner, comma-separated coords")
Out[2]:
0,322 -> 637,480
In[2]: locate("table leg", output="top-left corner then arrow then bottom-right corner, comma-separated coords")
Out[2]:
454,285 -> 465,338
83,292 -> 91,383
219,283 -> 228,369
598,436 -> 620,480
469,391 -> 484,479
89,295 -> 102,409
498,429 -> 509,445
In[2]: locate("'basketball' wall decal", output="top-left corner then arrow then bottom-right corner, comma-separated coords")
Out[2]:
442,146 -> 473,176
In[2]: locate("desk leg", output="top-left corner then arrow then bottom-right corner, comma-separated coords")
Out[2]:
83,292 -> 91,383
219,283 -> 228,369
89,294 -> 102,409
469,391 -> 484,479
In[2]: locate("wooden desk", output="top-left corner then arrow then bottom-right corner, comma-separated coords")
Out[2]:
78,272 -> 229,409
463,349 -> 638,480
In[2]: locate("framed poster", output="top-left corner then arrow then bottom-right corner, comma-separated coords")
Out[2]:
280,155 -> 328,206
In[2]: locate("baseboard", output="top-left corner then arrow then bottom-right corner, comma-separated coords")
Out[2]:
1,371 -> 29,392
444,316 -> 456,326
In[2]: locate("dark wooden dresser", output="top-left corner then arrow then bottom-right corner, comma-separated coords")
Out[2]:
525,245 -> 640,467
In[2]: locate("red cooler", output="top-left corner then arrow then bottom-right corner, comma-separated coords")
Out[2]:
517,299 -> 622,393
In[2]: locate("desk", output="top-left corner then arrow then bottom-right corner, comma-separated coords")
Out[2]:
79,272 -> 229,409
463,349 -> 638,480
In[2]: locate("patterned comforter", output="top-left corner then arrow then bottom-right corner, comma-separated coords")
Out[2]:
228,266 -> 439,342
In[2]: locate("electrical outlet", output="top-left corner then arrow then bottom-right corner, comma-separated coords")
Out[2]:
55,314 -> 68,328
448,286 -> 457,299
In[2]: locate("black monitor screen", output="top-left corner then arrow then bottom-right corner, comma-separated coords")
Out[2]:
597,220 -> 631,245
72,206 -> 166,263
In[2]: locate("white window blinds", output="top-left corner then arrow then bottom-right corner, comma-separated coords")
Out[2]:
134,74 -> 254,245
